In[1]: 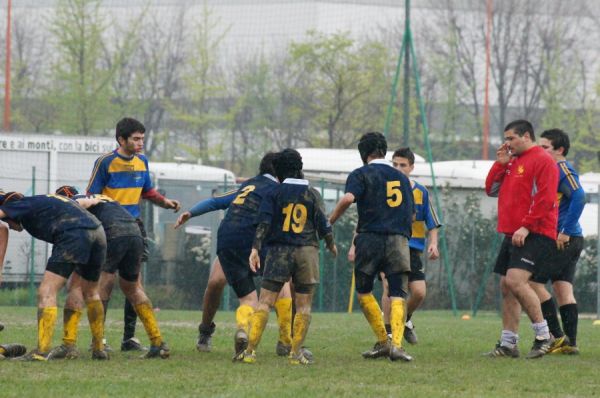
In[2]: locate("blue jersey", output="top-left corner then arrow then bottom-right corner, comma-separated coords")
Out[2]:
74,194 -> 140,239
409,181 -> 442,251
0,195 -> 101,243
257,179 -> 331,247
557,160 -> 584,237
345,159 -> 414,237
217,174 -> 279,251
86,150 -> 153,218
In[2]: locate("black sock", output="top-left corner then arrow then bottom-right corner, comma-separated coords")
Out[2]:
541,298 -> 563,338
123,299 -> 137,341
385,323 -> 391,334
559,303 -> 578,346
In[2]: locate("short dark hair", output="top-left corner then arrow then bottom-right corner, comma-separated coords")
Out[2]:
0,191 -> 24,206
541,129 -> 570,156
273,148 -> 303,181
504,119 -> 535,141
55,185 -> 79,198
358,132 -> 387,164
116,117 -> 145,143
259,152 -> 279,176
392,147 -> 415,165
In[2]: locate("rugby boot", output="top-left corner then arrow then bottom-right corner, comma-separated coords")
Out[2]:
275,340 -> 291,356
196,322 -> 215,352
142,341 -> 170,359
404,320 -> 418,345
559,345 -> 580,355
233,329 -> 248,359
92,349 -> 110,360
88,338 -> 113,352
389,345 -> 413,362
13,350 -> 48,362
526,336 -> 554,359
47,344 -> 80,360
548,335 -> 569,354
483,341 -> 520,358
234,349 -> 256,364
0,343 -> 27,358
361,340 -> 391,359
121,337 -> 147,352
299,347 -> 313,362
289,350 -> 314,365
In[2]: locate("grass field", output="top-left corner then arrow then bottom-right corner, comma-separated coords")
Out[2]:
1,306 -> 599,397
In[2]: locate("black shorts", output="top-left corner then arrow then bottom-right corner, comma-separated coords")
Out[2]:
102,236 -> 144,282
135,218 -> 150,262
217,247 -> 263,297
408,249 -> 425,282
493,233 -> 555,276
47,227 -> 107,282
531,236 -> 584,284
263,245 -> 319,286
355,233 -> 410,278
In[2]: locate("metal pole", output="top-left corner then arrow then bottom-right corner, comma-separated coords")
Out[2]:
318,178 -> 325,311
28,166 -> 36,306
402,0 -> 411,146
482,0 -> 493,159
3,0 -> 12,131
596,185 -> 600,319
223,174 -> 230,311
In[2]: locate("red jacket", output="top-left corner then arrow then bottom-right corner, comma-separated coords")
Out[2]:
485,145 -> 558,240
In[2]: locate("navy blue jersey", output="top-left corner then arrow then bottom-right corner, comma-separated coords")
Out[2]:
257,179 -> 332,247
217,174 -> 279,251
75,194 -> 140,239
345,159 -> 414,237
0,194 -> 101,243
557,160 -> 585,237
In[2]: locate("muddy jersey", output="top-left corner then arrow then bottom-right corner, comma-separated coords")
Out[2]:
257,178 -> 331,247
0,194 -> 101,243
217,174 -> 279,251
74,194 -> 140,239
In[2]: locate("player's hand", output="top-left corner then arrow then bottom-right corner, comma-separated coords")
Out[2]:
511,227 -> 529,247
249,249 -> 261,272
427,243 -> 439,260
328,243 -> 338,258
556,232 -> 570,251
496,143 -> 511,165
174,212 -> 191,229
347,244 -> 356,262
164,198 -> 181,212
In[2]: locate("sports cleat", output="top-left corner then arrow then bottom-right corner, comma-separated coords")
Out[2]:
404,320 -> 418,345
389,345 -> 413,362
483,341 -> 520,358
558,345 -> 580,355
289,350 -> 314,365
88,339 -> 113,352
299,347 -> 313,362
234,349 -> 256,364
361,340 -> 391,359
142,341 -> 170,359
121,337 -> 147,352
275,340 -> 291,357
196,322 -> 216,352
47,344 -> 80,360
0,343 -> 27,358
548,335 -> 569,354
13,350 -> 49,362
526,336 -> 554,359
92,349 -> 110,360
234,329 -> 248,358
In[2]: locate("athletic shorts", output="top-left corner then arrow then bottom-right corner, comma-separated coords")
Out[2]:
262,245 -> 319,286
135,218 -> 150,262
408,248 -> 425,282
354,232 -> 410,278
493,233 -> 555,276
102,235 -> 144,281
531,236 -> 584,284
47,226 -> 107,282
217,247 -> 262,283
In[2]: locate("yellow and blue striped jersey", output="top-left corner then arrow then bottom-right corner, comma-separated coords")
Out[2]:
410,180 -> 441,251
86,150 -> 153,218
556,160 -> 584,237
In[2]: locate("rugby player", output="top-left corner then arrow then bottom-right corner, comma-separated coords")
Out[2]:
330,132 -> 415,362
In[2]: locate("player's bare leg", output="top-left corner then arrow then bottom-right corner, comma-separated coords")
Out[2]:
485,276 -> 521,358
197,258 -> 226,352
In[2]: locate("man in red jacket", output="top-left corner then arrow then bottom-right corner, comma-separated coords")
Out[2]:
484,119 -> 558,359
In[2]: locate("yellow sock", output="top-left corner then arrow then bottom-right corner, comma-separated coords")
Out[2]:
134,301 -> 162,347
274,298 -> 292,346
37,307 -> 58,353
235,304 -> 255,333
63,308 -> 82,347
291,313 -> 311,354
390,298 -> 406,347
358,294 -> 387,343
247,309 -> 269,352
86,300 -> 105,351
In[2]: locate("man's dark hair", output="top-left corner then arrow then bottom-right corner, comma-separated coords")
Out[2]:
259,152 -> 279,176
392,147 -> 415,165
55,185 -> 79,198
273,148 -> 303,181
0,191 -> 24,206
116,117 -> 146,143
358,132 -> 387,164
504,119 -> 535,141
541,129 -> 570,157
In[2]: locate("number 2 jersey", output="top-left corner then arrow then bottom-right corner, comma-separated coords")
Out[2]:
257,178 -> 332,247
345,159 -> 414,238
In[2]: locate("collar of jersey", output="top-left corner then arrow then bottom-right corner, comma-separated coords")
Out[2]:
283,178 -> 309,185
263,174 -> 278,182
369,158 -> 392,167
114,149 -> 136,161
